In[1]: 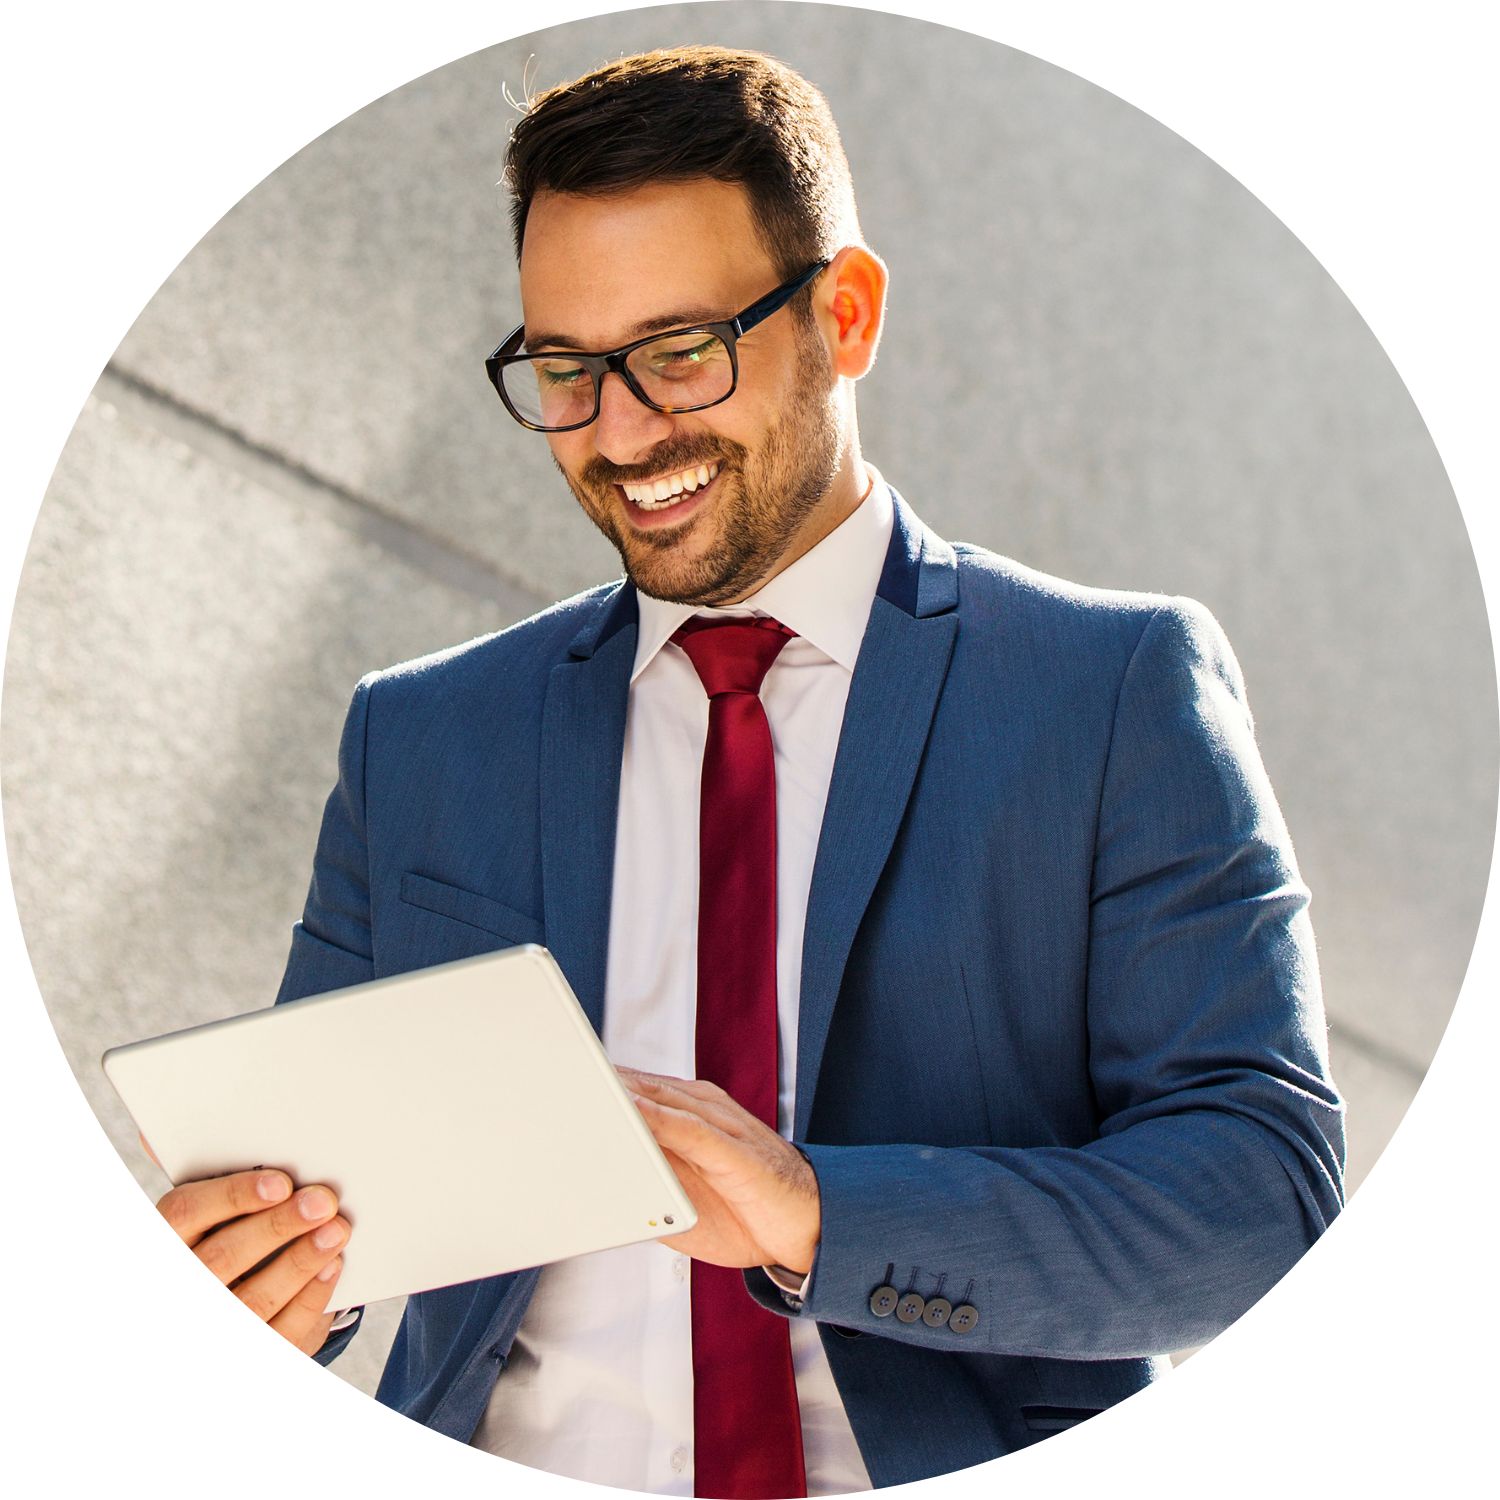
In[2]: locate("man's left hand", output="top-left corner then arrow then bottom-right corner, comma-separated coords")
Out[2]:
618,1067 -> 820,1275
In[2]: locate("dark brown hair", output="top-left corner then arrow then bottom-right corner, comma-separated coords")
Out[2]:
502,46 -> 861,283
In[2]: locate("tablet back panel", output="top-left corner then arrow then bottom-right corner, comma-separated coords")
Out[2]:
102,946 -> 696,1310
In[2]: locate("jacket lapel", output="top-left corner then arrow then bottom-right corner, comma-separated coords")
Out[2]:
539,581 -> 638,1037
794,492 -> 960,1140
533,493 -> 960,1127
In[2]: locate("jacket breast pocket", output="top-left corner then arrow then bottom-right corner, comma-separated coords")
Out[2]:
398,871 -> 545,947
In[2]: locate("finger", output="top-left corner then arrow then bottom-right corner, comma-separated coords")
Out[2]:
625,1074 -> 760,1139
138,1133 -> 162,1170
269,1256 -> 344,1356
631,1092 -> 754,1175
157,1169 -> 294,1246
619,1068 -> 729,1105
626,1072 -> 743,1120
231,1216 -> 351,1324
657,1144 -> 709,1197
191,1184 -> 340,1287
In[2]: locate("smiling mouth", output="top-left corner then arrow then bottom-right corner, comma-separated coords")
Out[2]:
619,461 -> 720,512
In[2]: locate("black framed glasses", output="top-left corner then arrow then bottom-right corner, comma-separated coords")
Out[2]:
485,260 -> 829,432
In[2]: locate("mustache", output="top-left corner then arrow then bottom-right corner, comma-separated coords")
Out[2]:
580,436 -> 745,489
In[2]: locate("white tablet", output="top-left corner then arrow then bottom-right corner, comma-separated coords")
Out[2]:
101,946 -> 697,1311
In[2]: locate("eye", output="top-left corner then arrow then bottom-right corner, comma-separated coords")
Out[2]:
639,334 -> 729,379
658,338 -> 716,365
535,358 -> 588,389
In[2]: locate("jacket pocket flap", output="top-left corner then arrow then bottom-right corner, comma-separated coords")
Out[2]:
399,872 -> 544,945
1020,1404 -> 1103,1432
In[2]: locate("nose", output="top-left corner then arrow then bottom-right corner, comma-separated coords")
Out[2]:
592,369 -> 675,466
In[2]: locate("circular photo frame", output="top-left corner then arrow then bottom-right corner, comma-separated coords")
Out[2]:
4,3 -> 1495,1494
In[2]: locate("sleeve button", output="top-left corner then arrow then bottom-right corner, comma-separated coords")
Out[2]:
869,1284 -> 900,1317
949,1304 -> 980,1334
896,1292 -> 927,1324
921,1297 -> 952,1328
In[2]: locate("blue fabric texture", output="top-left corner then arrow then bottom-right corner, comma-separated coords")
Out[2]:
274,490 -> 1344,1482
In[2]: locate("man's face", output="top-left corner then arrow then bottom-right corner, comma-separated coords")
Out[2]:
519,179 -> 845,605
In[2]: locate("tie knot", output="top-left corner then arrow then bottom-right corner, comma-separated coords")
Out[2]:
671,615 -> 796,698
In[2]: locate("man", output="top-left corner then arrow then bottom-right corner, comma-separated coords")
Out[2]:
156,46 -> 1344,1494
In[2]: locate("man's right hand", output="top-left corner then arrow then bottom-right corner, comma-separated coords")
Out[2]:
155,1164 -> 352,1356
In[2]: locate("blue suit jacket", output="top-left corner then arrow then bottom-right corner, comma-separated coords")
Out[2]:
275,490 -> 1344,1486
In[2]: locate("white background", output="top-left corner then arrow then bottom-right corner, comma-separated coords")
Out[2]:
3,2 -> 1494,1493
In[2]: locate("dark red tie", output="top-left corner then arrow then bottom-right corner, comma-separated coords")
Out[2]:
672,615 -> 806,1500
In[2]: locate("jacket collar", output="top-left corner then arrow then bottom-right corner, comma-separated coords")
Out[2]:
563,479 -> 956,664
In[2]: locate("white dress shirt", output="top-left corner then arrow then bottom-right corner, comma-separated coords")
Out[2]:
469,474 -> 893,1494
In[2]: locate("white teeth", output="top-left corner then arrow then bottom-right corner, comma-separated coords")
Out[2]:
623,462 -> 721,508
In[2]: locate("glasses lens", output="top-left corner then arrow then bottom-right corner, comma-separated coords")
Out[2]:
501,356 -> 597,430
625,332 -> 734,412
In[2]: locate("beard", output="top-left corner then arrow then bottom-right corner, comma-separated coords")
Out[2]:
556,323 -> 843,606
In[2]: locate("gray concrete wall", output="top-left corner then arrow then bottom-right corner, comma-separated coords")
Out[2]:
4,3 -> 1494,1401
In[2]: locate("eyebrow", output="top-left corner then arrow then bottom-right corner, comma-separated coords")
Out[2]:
525,306 -> 727,353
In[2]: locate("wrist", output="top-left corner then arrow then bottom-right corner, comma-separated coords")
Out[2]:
776,1143 -> 821,1274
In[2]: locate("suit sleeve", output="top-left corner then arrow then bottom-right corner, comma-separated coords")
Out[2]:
273,671 -> 382,1364
275,673 -> 379,1007
750,600 -> 1346,1360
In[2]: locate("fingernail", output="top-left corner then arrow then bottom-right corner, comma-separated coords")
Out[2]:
298,1187 -> 335,1220
313,1220 -> 346,1251
317,1256 -> 342,1283
257,1172 -> 291,1202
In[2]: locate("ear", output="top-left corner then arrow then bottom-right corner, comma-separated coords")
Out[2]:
819,244 -> 888,380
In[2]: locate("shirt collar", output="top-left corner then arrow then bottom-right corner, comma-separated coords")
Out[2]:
631,465 -> 894,683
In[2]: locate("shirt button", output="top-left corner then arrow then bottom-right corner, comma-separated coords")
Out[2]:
670,1446 -> 690,1474
673,1255 -> 689,1282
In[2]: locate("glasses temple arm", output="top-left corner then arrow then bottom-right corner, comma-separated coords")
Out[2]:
732,259 -> 831,336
